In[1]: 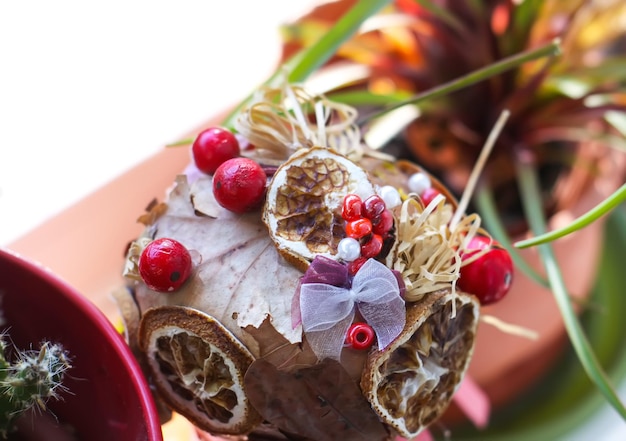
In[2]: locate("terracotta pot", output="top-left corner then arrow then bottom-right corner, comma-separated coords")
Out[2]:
434,142 -> 626,428
0,247 -> 163,441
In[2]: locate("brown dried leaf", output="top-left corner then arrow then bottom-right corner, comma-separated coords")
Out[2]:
133,175 -> 303,357
244,318 -> 317,373
137,200 -> 168,226
244,359 -> 389,441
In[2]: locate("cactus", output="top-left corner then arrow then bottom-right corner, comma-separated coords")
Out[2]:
0,333 -> 72,439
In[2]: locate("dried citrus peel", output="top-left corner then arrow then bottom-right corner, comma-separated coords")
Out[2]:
263,146 -> 376,269
139,306 -> 262,435
362,290 -> 479,438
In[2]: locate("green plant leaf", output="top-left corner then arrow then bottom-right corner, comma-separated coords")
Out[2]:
168,0 -> 393,146
360,38 -> 562,123
443,207 -> 626,440
287,0 -> 392,83
551,56 -> 626,83
414,0 -> 467,33
219,0 -> 392,130
516,160 -> 626,421
326,89 -> 411,107
515,183 -> 626,248
474,184 -> 549,288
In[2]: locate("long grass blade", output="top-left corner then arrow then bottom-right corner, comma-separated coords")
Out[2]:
516,160 -> 626,421
515,183 -> 626,248
287,0 -> 392,83
360,38 -> 562,123
474,185 -> 549,288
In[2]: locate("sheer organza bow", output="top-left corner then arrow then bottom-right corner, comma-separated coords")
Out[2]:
299,257 -> 405,360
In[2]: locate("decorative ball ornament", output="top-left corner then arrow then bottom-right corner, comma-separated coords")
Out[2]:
213,158 -> 267,213
345,322 -> 376,350
408,172 -> 432,195
192,126 -> 240,174
139,238 -> 193,292
458,235 -> 514,305
337,237 -> 361,262
378,185 -> 402,208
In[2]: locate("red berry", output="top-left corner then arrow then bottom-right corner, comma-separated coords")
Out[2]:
361,234 -> 383,258
139,238 -> 192,292
213,157 -> 267,213
457,235 -> 514,305
342,194 -> 364,221
420,187 -> 442,207
372,209 -> 394,235
345,322 -> 375,350
192,127 -> 240,174
346,218 -> 372,239
348,257 -> 368,275
363,195 -> 386,220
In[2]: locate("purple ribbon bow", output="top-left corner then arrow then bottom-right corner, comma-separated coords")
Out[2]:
298,257 -> 405,361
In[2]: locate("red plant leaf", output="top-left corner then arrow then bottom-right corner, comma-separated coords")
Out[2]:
244,358 -> 389,441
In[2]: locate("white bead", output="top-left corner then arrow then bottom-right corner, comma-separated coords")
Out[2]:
378,185 -> 402,208
408,172 -> 431,195
337,237 -> 361,262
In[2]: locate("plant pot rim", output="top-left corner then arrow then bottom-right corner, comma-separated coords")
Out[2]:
0,247 -> 163,441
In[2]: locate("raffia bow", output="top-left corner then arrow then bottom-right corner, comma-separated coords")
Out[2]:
298,257 -> 406,361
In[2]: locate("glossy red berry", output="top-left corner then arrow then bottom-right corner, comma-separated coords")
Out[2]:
139,238 -> 192,292
346,218 -> 372,239
457,235 -> 514,305
420,187 -> 442,207
372,209 -> 394,235
213,157 -> 267,213
345,322 -> 375,350
192,127 -> 240,174
361,234 -> 383,258
363,194 -> 386,220
342,194 -> 364,221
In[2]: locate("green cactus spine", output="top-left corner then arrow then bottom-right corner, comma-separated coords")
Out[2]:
0,334 -> 72,438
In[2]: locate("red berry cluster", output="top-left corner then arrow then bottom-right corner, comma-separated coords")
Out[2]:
341,194 -> 394,274
191,126 -> 266,213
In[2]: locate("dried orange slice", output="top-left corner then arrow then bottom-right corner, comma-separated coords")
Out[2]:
138,305 -> 262,435
361,289 -> 479,438
263,146 -> 376,270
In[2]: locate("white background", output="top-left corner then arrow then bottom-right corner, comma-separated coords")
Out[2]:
0,0 -> 314,245
0,1 -> 623,439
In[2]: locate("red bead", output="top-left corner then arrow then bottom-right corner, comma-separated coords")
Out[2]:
420,187 -> 442,207
363,195 -> 386,220
192,127 -> 240,175
372,209 -> 394,235
139,238 -> 192,292
213,158 -> 267,213
457,235 -> 514,305
348,257 -> 368,275
361,234 -> 383,258
342,194 -> 364,221
345,322 -> 375,350
346,218 -> 372,239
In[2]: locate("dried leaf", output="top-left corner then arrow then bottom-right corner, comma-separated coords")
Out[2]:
244,318 -> 318,373
244,359 -> 389,441
190,175 -> 221,218
137,200 -> 168,226
133,175 -> 303,356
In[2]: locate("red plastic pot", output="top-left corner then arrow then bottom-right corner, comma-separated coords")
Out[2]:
0,247 -> 163,441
